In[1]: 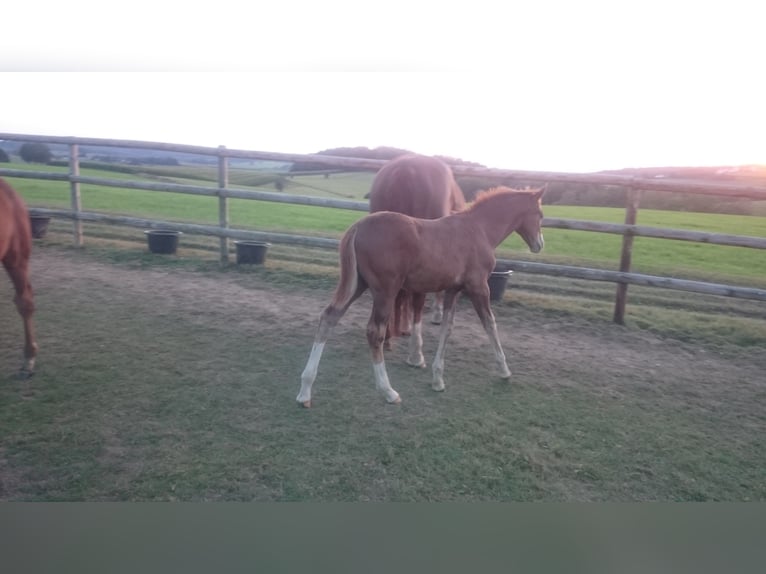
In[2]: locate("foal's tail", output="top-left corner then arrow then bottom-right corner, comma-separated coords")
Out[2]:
330,224 -> 361,309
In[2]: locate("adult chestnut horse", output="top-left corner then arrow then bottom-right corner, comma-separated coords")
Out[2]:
297,186 -> 545,407
0,178 -> 38,377
368,154 -> 466,336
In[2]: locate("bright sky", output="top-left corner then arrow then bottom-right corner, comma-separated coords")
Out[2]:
2,1 -> 763,172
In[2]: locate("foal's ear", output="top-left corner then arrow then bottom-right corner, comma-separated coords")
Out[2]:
534,184 -> 547,200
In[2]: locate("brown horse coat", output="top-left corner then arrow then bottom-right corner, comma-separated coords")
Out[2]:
0,178 -> 37,376
368,153 -> 465,217
368,154 -> 466,336
298,186 -> 545,407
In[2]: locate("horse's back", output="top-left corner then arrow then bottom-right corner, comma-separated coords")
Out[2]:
369,154 -> 458,219
0,178 -> 32,265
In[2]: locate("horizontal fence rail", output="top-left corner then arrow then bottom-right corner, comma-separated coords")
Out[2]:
543,218 -> 766,249
26,207 -> 766,303
498,259 -> 766,302
2,133 -> 766,322
4,170 -> 765,249
26,208 -> 342,249
5,132 -> 766,198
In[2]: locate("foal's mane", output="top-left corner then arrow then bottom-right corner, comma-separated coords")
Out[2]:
468,186 -> 531,210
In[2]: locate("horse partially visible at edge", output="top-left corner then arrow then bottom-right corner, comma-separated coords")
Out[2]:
367,154 -> 466,338
0,178 -> 38,378
297,185 -> 545,407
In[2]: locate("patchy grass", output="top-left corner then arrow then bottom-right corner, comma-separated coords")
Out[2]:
1,244 -> 764,501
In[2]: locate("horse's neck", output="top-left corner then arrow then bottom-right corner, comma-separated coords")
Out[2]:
464,195 -> 524,247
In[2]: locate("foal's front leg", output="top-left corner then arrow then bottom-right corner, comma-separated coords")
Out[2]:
467,289 -> 511,379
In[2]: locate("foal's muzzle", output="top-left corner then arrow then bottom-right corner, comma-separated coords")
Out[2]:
529,233 -> 544,253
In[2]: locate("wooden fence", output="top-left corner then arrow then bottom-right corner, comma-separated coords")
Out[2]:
2,133 -> 766,324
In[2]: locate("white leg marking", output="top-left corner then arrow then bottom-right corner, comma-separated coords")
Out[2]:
297,342 -> 325,405
373,361 -> 401,404
407,321 -> 426,368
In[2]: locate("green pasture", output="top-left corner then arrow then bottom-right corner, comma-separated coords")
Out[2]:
6,163 -> 766,286
1,244 -> 764,501
2,163 -> 766,502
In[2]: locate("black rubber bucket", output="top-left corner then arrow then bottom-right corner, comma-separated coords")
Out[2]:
145,230 -> 182,254
235,241 -> 271,264
29,215 -> 51,239
488,268 -> 513,302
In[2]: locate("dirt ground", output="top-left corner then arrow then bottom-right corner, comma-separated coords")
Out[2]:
16,248 -> 766,406
2,247 -> 765,501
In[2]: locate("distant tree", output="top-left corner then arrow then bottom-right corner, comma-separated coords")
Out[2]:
290,146 -> 413,172
455,176 -> 494,201
0,148 -> 9,162
19,142 -> 52,164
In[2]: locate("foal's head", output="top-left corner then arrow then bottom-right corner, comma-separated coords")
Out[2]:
515,186 -> 546,253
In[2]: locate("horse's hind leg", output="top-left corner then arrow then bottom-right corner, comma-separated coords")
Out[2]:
384,289 -> 410,350
406,292 -> 427,368
367,295 -> 401,404
430,291 -> 444,324
395,290 -> 412,336
297,285 -> 365,408
431,289 -> 459,391
5,262 -> 37,378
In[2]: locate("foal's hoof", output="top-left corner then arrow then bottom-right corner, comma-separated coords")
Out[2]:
298,400 -> 312,408
388,396 -> 402,405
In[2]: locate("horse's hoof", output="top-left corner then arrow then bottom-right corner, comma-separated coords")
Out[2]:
299,400 -> 312,408
17,369 -> 34,380
388,395 -> 402,405
406,357 -> 426,369
431,383 -> 445,392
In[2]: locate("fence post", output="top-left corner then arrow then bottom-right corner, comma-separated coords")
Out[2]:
613,186 -> 641,324
69,143 -> 83,246
218,145 -> 229,263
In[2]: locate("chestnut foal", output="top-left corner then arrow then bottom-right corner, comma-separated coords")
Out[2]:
297,186 -> 545,407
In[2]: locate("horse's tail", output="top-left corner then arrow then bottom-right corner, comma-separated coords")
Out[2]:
449,179 -> 467,212
330,224 -> 360,309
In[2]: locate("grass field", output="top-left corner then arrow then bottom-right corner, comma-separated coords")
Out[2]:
1,245 -> 764,501
2,160 -> 765,502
